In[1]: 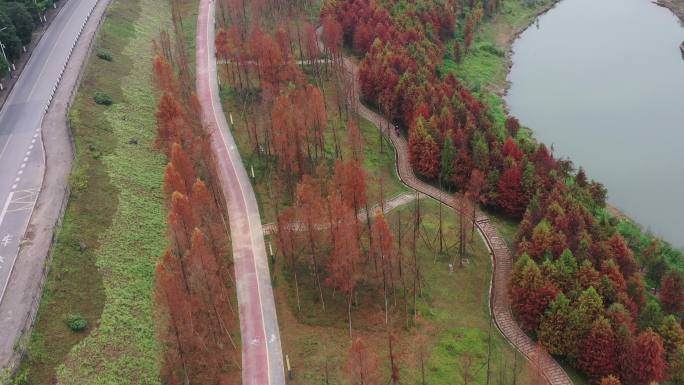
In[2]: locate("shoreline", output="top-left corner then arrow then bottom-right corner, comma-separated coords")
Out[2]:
490,0 -> 680,244
495,1 -> 562,100
655,0 -> 684,22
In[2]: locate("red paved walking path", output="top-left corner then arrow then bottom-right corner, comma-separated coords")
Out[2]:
342,57 -> 573,385
196,1 -> 285,384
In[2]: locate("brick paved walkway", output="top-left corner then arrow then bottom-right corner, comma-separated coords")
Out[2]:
341,56 -> 573,385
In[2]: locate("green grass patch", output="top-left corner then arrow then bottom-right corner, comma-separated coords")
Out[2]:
15,0 -> 183,383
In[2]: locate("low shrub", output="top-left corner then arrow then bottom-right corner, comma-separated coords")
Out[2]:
65,314 -> 87,332
96,50 -> 113,61
93,91 -> 112,105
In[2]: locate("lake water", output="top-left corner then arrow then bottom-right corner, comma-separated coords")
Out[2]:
505,0 -> 684,247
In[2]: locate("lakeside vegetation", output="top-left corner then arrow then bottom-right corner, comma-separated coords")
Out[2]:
325,0 -> 684,384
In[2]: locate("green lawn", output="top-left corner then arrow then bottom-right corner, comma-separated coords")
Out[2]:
14,0 -> 183,383
273,198 -> 531,384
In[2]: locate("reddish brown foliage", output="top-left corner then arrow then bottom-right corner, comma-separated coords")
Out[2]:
579,318 -> 617,383
629,330 -> 667,385
660,270 -> 684,314
333,160 -> 368,219
154,36 -> 238,384
171,142 -> 197,194
510,256 -> 560,332
345,337 -> 382,385
497,163 -> 527,218
164,163 -> 187,196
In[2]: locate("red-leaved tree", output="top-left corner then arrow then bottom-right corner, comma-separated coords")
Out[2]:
660,270 -> 684,315
579,318 -> 617,383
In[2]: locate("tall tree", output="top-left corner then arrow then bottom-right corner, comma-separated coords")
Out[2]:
345,337 -> 381,385
325,195 -> 362,336
371,211 -> 396,324
296,175 -> 327,311
467,169 -> 486,237
347,119 -> 364,161
538,293 -> 573,356
578,317 -> 617,383
510,254 -> 560,332
333,160 -> 368,225
497,162 -> 527,218
629,330 -> 666,385
659,270 -> 684,314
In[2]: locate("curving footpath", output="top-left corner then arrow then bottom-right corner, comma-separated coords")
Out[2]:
341,58 -> 573,385
261,191 -> 422,235
196,0 -> 285,384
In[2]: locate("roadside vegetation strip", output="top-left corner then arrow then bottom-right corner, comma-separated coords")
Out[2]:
15,0 -> 177,383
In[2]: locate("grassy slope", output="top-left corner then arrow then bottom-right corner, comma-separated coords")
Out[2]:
273,199 -> 530,384
18,0 -> 175,383
444,0 -> 557,140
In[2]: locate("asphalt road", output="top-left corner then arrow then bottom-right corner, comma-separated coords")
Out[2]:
0,0 -> 99,306
197,0 -> 285,383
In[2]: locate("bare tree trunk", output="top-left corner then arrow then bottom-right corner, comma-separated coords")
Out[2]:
307,227 -> 326,311
348,291 -> 353,338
